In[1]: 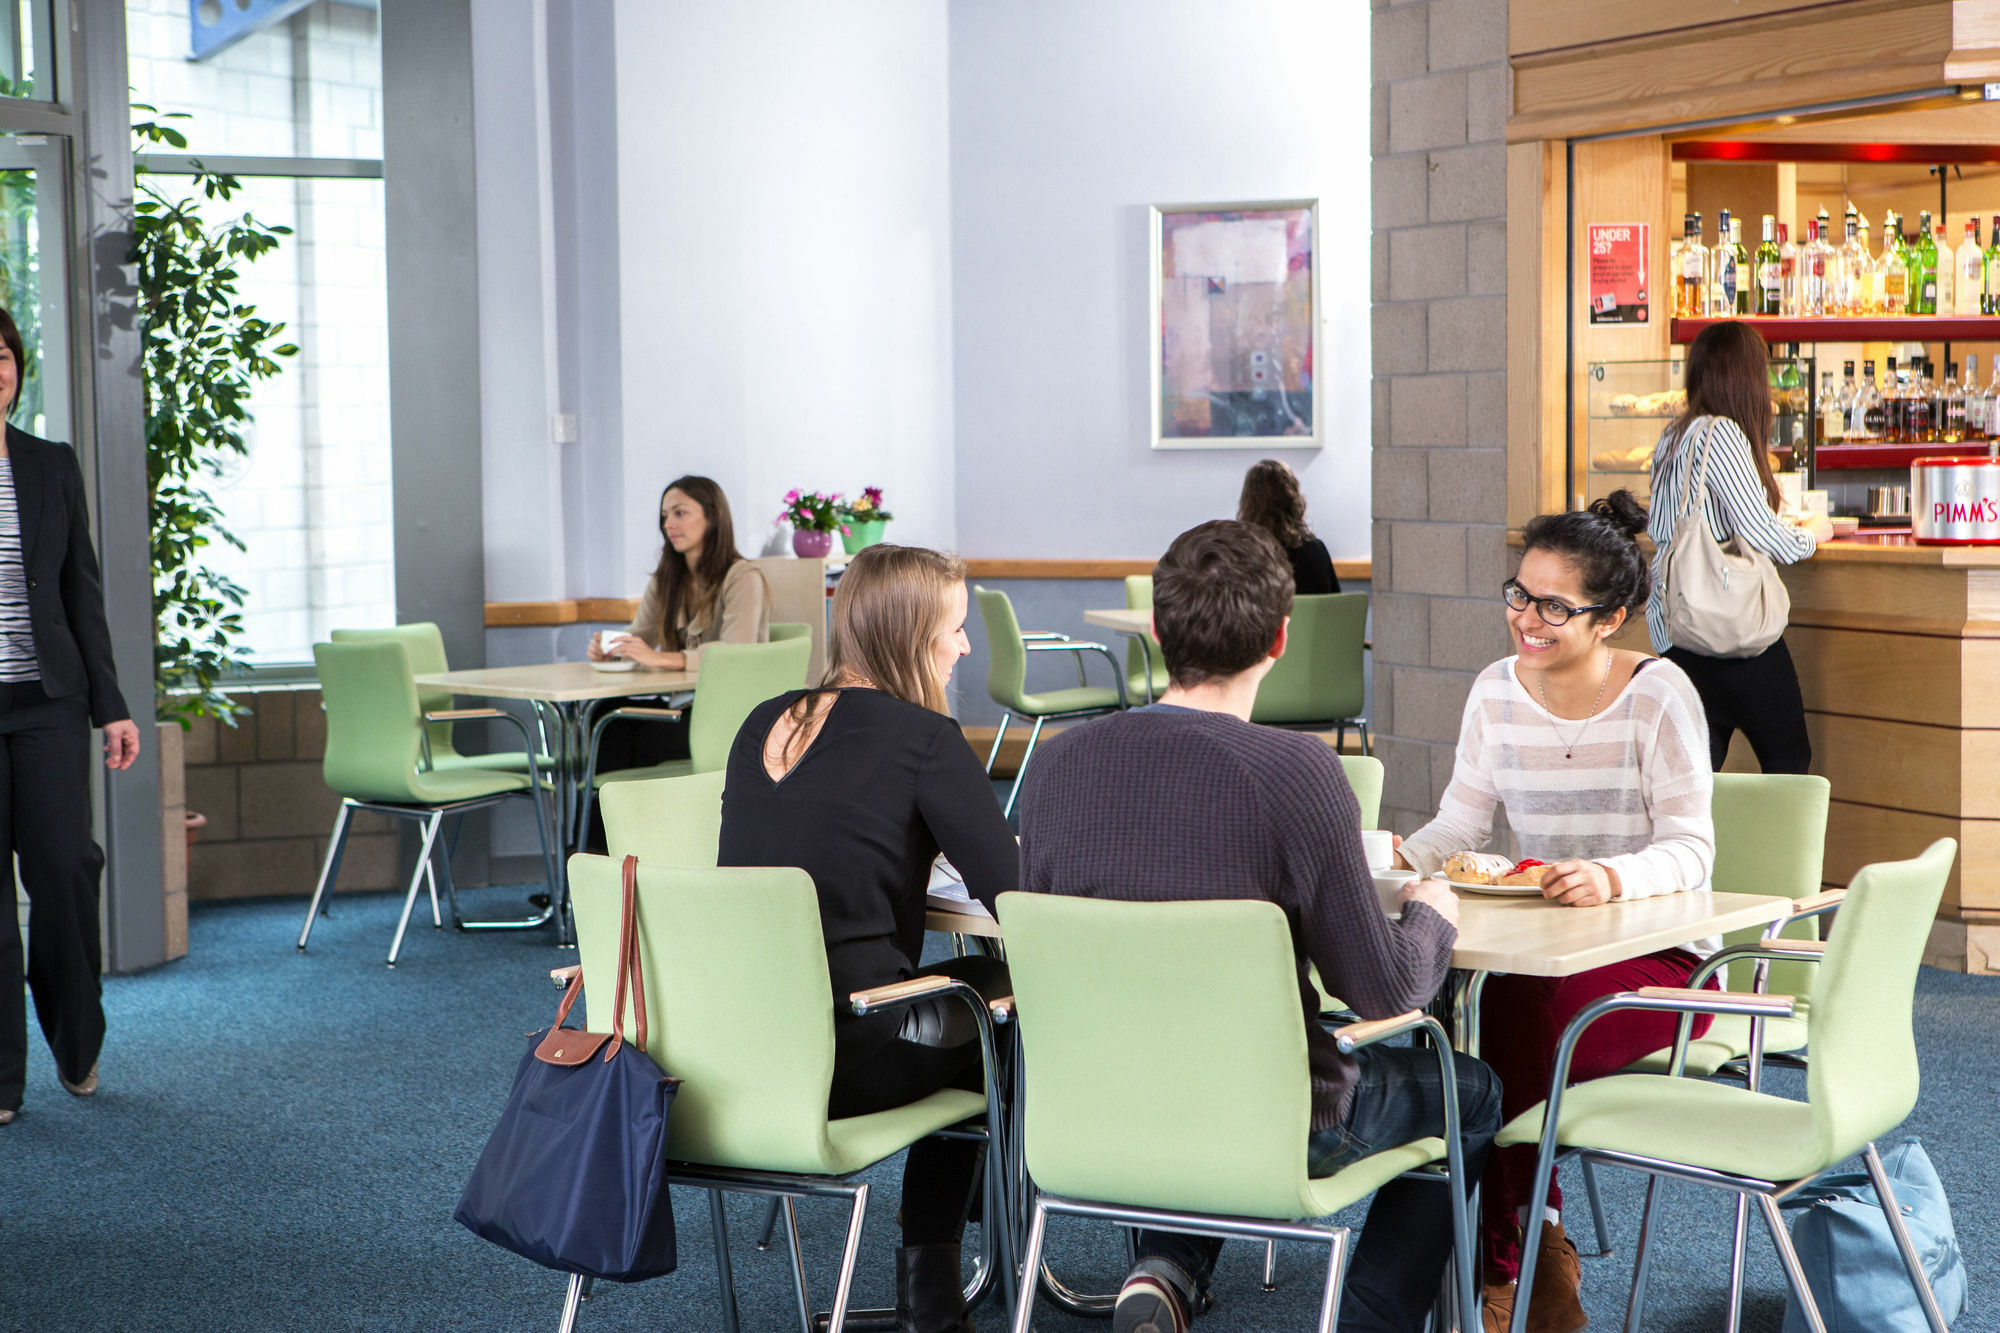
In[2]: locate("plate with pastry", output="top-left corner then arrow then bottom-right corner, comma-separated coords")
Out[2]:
1441,851 -> 1552,895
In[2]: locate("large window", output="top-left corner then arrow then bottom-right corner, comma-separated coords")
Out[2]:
127,0 -> 390,666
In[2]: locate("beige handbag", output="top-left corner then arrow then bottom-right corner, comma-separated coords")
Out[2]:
1659,416 -> 1790,659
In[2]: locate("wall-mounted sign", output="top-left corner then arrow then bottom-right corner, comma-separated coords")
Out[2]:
1587,222 -> 1650,325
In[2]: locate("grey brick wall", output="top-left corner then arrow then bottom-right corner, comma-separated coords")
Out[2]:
1371,0 -> 1514,833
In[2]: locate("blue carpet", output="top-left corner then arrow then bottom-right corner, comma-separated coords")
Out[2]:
0,891 -> 1993,1332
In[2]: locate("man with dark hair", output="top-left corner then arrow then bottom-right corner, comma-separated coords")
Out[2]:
1018,519 -> 1500,1333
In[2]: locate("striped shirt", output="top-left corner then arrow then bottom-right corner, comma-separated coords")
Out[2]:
1399,656 -> 1719,953
0,457 -> 39,683
1645,415 -> 1815,653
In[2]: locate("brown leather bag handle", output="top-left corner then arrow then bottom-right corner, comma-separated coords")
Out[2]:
604,854 -> 649,1061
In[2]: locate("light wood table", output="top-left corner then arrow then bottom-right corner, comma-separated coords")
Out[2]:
1082,608 -> 1158,703
416,661 -> 699,943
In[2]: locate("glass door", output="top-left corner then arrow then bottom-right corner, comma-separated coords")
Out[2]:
0,132 -> 71,443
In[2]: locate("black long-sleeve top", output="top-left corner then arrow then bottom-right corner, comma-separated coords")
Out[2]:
1019,705 -> 1454,1128
1286,535 -> 1341,596
719,687 -> 1019,1064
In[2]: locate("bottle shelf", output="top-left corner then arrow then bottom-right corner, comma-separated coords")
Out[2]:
1670,316 -> 2000,344
1813,442 -> 1994,471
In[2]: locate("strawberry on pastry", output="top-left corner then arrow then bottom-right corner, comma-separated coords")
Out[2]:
1498,858 -> 1550,887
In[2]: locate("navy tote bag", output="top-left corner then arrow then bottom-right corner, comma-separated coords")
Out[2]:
456,856 -> 681,1281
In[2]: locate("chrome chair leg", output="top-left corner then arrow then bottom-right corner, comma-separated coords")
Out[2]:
1314,1227 -> 1349,1333
756,1196 -> 782,1250
297,801 -> 354,950
1623,1174 -> 1664,1333
388,811 -> 447,967
1758,1192 -> 1829,1333
1581,1157 -> 1615,1256
1723,1193 -> 1750,1333
782,1196 -> 813,1333
556,1272 -> 586,1333
983,713 -> 1011,776
1001,717 -> 1047,820
424,858 -> 442,928
1863,1143 -> 1952,1333
710,1189 -> 741,1333
1009,1198 -> 1052,1333
827,1182 -> 871,1333
1263,1238 -> 1279,1291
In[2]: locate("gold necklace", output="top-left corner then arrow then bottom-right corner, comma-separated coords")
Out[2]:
1536,649 -> 1613,760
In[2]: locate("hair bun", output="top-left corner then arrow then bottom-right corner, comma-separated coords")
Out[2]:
1588,490 -> 1648,543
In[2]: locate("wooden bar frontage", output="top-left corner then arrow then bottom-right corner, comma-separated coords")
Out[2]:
1505,0 -> 2000,971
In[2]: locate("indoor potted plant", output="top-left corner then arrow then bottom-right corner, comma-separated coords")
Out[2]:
779,488 -> 842,557
837,486 -> 893,554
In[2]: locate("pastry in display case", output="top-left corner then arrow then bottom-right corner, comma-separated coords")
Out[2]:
1582,356 -> 1814,506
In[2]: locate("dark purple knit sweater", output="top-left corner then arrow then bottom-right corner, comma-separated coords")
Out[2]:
1018,705 -> 1457,1128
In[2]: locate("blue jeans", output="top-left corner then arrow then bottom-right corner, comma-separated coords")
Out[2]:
1135,1042 -> 1501,1333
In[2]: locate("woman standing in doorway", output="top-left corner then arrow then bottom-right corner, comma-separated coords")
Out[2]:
0,305 -> 141,1124
1647,321 -> 1829,772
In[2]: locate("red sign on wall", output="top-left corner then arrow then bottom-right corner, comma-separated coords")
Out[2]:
1587,223 -> 1650,325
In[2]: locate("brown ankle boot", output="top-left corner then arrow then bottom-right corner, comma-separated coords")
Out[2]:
1481,1280 -> 1516,1333
1525,1220 -> 1587,1333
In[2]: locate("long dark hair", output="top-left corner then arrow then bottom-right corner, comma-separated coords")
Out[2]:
1668,320 -> 1781,511
650,475 -> 741,649
1236,458 -> 1311,548
0,306 -> 25,419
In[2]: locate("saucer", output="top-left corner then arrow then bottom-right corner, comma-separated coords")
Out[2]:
589,659 -> 639,673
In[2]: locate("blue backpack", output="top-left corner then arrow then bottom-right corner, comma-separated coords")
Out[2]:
1781,1139 -> 1966,1333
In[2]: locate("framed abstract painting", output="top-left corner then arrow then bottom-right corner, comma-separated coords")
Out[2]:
1151,199 -> 1320,450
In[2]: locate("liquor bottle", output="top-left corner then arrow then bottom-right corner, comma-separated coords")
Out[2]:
1944,361 -> 1966,443
1986,218 -> 2000,315
1731,216 -> 1752,314
1934,226 -> 1953,315
1819,370 -> 1844,445
1908,360 -> 1932,442
1799,220 -> 1831,316
1755,215 -> 1784,315
1676,213 -> 1707,319
1880,216 -> 1907,315
1884,357 -> 1904,441
1957,219 -> 1985,316
1966,354 -> 1985,439
1854,362 -> 1885,440
1714,209 -> 1739,316
1913,211 -> 1939,315
1838,211 -> 1870,314
1778,222 -> 1799,316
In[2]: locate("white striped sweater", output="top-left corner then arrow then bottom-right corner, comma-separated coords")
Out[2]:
1645,415 -> 1816,653
0,458 -> 38,683
1399,656 -> 1720,953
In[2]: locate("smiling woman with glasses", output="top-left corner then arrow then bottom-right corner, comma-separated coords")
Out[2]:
1392,489 -> 1720,1333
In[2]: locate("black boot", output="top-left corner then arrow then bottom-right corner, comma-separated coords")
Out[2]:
896,1244 -> 973,1333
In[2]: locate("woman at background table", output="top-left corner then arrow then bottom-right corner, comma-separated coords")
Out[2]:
1392,494 -> 1716,1333
720,544 -> 1015,1333
0,306 -> 142,1125
1237,457 -> 1339,595
1647,320 -> 1828,773
583,475 -> 769,814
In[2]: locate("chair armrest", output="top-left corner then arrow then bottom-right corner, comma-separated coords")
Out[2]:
424,708 -> 512,723
551,964 -> 580,989
1018,631 -> 1071,642
1632,987 -> 1798,1015
988,994 -> 1015,1025
1333,1009 -> 1429,1053
1758,939 -> 1826,956
1787,888 -> 1845,920
1021,641 -> 1131,706
606,706 -> 685,722
850,975 -> 956,1015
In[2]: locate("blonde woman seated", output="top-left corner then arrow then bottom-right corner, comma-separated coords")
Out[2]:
720,544 -> 1016,1333
1392,493 -> 1716,1333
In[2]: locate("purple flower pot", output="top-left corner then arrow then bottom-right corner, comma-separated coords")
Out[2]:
792,528 -> 835,558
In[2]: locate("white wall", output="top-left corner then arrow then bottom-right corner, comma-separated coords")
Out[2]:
948,0 -> 1371,560
610,0 -> 957,586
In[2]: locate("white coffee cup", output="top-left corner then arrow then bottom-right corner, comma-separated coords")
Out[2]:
1359,829 -> 1396,872
599,631 -> 629,656
1372,868 -> 1419,917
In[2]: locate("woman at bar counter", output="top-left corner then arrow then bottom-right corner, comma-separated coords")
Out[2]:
0,306 -> 142,1125
719,544 -> 1014,1333
1646,320 -> 1830,773
1237,458 -> 1340,595
1392,495 -> 1716,1333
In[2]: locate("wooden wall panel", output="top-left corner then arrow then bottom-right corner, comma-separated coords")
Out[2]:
1510,0 -> 1841,58
1820,800 -> 2000,914
1783,561 -> 1977,635
1508,140 -> 1568,527
1785,625 -> 2000,728
1805,713 -> 2000,818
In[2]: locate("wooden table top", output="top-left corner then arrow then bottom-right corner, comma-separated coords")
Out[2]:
415,661 -> 699,704
1082,608 -> 1152,636
927,888 -> 1790,976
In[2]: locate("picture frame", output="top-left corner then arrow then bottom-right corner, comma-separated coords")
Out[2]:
1151,199 -> 1320,450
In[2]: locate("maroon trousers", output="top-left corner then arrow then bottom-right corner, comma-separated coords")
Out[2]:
1477,948 -> 1713,1281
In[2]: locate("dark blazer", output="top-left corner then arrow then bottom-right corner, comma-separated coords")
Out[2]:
4,424 -> 130,726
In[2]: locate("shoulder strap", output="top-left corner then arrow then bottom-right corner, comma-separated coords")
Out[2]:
1675,417 -> 1720,527
604,854 -> 649,1061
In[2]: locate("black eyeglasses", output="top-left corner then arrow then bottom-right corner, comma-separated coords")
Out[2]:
1501,579 -> 1611,627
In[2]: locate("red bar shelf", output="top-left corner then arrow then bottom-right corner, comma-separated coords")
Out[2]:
1814,442 -> 1994,471
1670,317 -> 2000,344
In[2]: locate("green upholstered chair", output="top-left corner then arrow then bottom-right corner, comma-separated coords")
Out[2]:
1250,592 -> 1371,754
1497,839 -> 1959,1333
996,892 -> 1475,1333
767,621 -> 812,642
601,770 -> 725,868
330,623 -> 551,776
1121,575 -> 1170,703
297,639 -> 558,966
564,855 -> 1013,1333
1339,754 -> 1384,831
576,635 -> 811,849
972,586 -> 1128,819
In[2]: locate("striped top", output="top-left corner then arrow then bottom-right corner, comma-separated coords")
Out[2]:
1399,656 -> 1719,953
0,457 -> 39,683
1645,414 -> 1815,653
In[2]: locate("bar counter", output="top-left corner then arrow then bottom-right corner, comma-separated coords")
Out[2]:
1777,531 -> 2000,973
